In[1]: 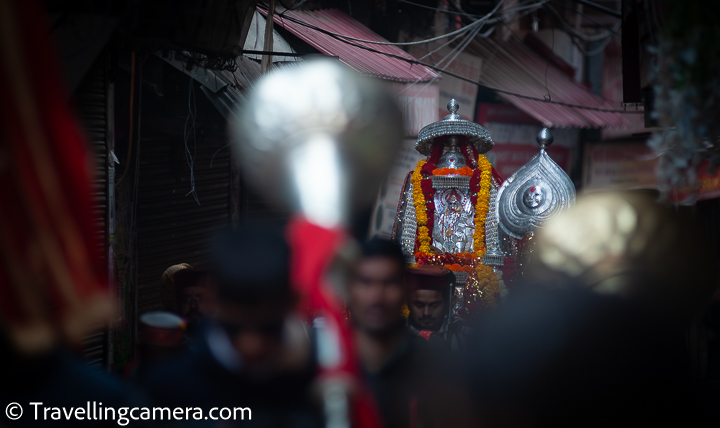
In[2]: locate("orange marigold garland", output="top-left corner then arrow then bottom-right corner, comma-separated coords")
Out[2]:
472,155 -> 493,257
432,167 -> 473,177
411,160 -> 431,254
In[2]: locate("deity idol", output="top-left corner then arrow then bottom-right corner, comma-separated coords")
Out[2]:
392,100 -> 513,314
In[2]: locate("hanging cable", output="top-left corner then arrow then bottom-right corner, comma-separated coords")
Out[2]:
544,26 -> 554,101
183,77 -> 201,206
395,21 -> 494,99
398,0 -> 484,16
265,0 -> 508,46
115,51 -> 135,188
400,19 -> 487,110
548,0 -> 620,35
210,142 -> 231,168
543,3 -> 620,56
449,0 -> 549,24
266,0 -> 545,47
544,2 -> 620,41
314,29 -> 641,113
265,3 -> 638,114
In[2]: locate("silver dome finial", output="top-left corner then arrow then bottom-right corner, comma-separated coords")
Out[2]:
447,99 -> 459,114
536,128 -> 554,149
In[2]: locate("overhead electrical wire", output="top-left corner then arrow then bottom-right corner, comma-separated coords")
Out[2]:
399,0 -> 542,20
264,0 -> 546,48
264,0 -> 508,46
393,0 -> 548,103
399,18 -> 488,108
396,16 -> 497,98
443,0 -> 620,57
548,0 -> 621,36
394,23 -> 474,98
455,0 -> 552,23
398,0 -> 485,16
568,0 -> 621,18
545,2 -> 620,41
276,13 -> 640,114
542,3 -> 620,57
262,2 -> 638,114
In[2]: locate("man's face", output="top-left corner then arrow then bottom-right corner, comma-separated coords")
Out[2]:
409,289 -> 446,331
180,285 -> 215,324
216,301 -> 289,372
347,257 -> 406,335
179,286 -> 206,325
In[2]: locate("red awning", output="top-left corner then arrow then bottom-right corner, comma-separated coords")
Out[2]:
261,8 -> 440,83
467,37 -> 631,128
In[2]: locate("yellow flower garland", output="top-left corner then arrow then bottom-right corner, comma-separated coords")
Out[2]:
473,154 -> 493,258
473,155 -> 500,307
411,160 -> 432,254
476,264 -> 500,307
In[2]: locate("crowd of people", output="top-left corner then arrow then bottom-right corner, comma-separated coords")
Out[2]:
4,202 -> 719,427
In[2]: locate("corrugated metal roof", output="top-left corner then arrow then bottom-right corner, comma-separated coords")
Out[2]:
467,37 -> 630,128
261,8 -> 439,82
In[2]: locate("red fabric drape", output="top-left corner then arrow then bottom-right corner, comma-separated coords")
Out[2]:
286,217 -> 383,428
0,0 -> 112,351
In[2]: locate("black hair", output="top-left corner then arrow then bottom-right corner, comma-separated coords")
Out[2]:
359,238 -> 406,271
208,222 -> 293,306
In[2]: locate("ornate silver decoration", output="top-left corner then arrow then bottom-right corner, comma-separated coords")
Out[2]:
432,188 -> 475,253
436,138 -> 469,170
497,128 -> 576,239
453,271 -> 469,284
483,180 -> 505,267
430,175 -> 471,190
391,187 -> 405,244
399,181 -> 418,264
416,99 -> 494,156
452,284 -> 465,318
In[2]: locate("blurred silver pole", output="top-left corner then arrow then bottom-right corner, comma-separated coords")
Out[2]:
231,59 -> 403,428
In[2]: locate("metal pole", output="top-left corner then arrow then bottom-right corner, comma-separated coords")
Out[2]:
261,0 -> 275,74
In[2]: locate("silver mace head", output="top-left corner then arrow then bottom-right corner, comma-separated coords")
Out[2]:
230,59 -> 403,228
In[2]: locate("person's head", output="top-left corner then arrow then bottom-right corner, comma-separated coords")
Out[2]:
159,263 -> 193,314
209,223 -> 296,371
173,268 -> 215,329
406,266 -> 453,332
347,238 -> 406,336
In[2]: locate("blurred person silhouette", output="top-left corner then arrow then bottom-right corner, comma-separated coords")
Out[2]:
347,238 -> 475,427
124,311 -> 187,384
462,191 -> 717,427
701,290 -> 720,426
406,266 -> 455,348
143,223 -> 322,427
0,0 -> 149,424
124,264 -> 197,383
